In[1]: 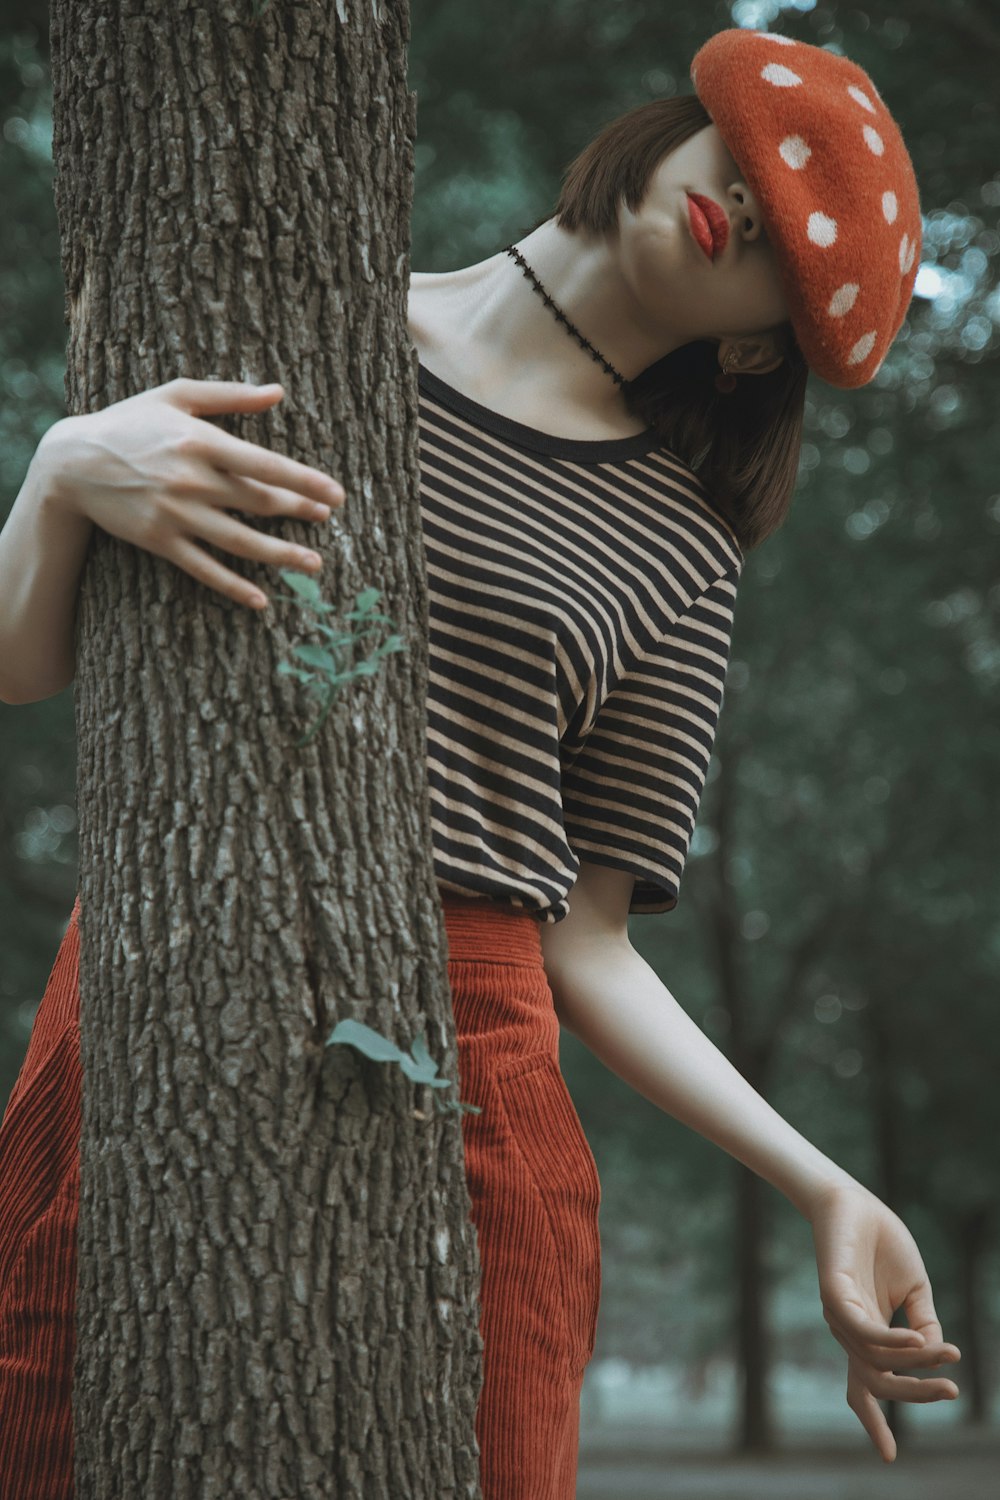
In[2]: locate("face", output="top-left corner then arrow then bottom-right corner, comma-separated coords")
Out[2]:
615,123 -> 790,362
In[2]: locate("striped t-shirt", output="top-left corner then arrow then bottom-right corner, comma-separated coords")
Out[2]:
417,362 -> 743,926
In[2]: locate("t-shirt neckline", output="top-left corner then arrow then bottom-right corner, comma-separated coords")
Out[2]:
417,361 -> 664,462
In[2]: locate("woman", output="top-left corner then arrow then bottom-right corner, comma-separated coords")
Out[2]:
0,26 -> 961,1499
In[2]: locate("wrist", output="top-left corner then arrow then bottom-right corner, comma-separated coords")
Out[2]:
30,416 -> 86,518
797,1167 -> 873,1224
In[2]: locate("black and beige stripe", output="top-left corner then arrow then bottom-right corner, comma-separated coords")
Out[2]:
417,363 -> 743,925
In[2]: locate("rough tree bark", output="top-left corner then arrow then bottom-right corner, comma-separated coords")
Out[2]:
48,0 -> 483,1494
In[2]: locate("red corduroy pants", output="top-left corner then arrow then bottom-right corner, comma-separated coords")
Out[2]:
0,893 -> 601,1498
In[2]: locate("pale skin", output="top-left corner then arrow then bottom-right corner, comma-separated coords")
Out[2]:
0,120 -> 959,1459
409,122 -> 791,439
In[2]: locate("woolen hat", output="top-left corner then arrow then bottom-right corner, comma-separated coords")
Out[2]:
690,29 -> 922,389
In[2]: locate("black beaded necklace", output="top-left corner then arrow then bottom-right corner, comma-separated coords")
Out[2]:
502,243 -> 630,392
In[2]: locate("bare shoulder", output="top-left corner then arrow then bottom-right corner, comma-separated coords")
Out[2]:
408,264 -> 481,317
408,265 -> 487,368
408,270 -> 458,368
407,270 -> 437,335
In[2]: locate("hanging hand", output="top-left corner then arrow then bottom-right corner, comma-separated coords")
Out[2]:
807,1180 -> 961,1462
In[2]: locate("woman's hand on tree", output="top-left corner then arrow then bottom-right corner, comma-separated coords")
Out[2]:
41,376 -> 345,612
807,1180 -> 961,1462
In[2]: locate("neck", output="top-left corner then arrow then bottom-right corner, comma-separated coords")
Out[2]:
451,218 -> 681,419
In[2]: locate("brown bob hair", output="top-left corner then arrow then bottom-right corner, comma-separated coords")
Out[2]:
553,95 -> 809,554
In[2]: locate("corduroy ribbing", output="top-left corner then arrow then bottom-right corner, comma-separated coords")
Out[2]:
0,899 -> 80,1499
442,898 -> 601,1498
0,897 -> 601,1499
440,894 -> 544,968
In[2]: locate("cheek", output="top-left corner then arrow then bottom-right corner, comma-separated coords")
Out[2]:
755,251 -> 790,325
759,267 -> 791,328
627,216 -> 695,308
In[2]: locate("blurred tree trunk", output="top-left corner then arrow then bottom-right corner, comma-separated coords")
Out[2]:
732,1156 -> 775,1451
49,0 -> 483,1495
705,756 -> 777,1453
702,745 -> 846,1454
956,1204 -> 992,1425
867,992 -> 906,1447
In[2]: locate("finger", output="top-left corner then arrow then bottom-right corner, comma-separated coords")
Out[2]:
827,1314 -> 963,1372
898,1284 -> 959,1357
210,469 -> 340,527
165,376 -> 286,414
827,1300 -> 927,1350
848,1384 -> 897,1464
165,533 -> 275,611
868,1369 -> 960,1403
829,1324 -> 959,1375
182,421 -> 344,506
893,1284 -> 963,1365
170,498 -> 326,578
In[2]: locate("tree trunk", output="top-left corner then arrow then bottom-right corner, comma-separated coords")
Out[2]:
733,1154 -> 776,1452
705,751 -> 776,1453
49,0 -> 483,1494
957,1204 -> 992,1425
867,994 -> 906,1450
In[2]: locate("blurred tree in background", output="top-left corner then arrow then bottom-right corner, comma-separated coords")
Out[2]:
3,0 -> 998,1454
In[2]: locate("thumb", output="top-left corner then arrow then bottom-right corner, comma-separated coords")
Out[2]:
898,1278 -> 943,1344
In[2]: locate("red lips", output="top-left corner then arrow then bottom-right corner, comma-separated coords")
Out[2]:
686,193 -> 730,261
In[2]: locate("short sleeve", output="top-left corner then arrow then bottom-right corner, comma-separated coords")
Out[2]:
558,567 -> 739,915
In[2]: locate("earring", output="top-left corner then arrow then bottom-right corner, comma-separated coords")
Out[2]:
715,348 -> 739,395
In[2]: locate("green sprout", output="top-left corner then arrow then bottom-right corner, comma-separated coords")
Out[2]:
274,570 -> 407,747
274,571 -> 472,1114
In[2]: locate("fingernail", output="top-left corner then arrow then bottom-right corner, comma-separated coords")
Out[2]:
311,504 -> 331,520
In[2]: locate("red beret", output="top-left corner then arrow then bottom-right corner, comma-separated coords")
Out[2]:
690,29 -> 922,389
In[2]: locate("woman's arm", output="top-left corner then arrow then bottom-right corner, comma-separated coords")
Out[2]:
0,429 -> 93,704
0,379 -> 346,706
547,936 -> 961,1460
549,936 -> 852,1214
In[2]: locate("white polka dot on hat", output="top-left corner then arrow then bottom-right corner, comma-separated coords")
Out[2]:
689,28 -> 922,389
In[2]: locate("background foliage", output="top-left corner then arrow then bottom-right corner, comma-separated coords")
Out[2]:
2,0 -> 997,1446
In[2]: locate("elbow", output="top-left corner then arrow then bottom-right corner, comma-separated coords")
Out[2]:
545,967 -> 578,1032
545,938 -> 637,1037
0,674 -> 73,706
551,988 -> 579,1036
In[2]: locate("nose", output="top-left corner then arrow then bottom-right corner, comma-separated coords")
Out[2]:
729,183 -> 766,241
